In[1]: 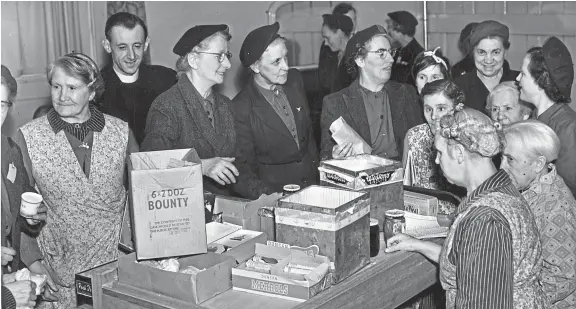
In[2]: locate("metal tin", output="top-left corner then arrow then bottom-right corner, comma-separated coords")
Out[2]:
282,184 -> 301,196
384,210 -> 405,245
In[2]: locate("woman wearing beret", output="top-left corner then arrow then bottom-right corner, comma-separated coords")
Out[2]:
502,120 -> 576,308
231,22 -> 319,199
516,36 -> 576,198
14,53 -> 138,308
141,25 -> 238,195
454,20 -> 519,115
387,108 -> 544,309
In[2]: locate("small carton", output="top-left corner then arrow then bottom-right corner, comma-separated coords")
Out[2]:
232,242 -> 332,302
75,260 -> 118,309
118,252 -> 234,304
319,155 -> 403,231
404,191 -> 438,216
216,194 -> 279,241
275,186 -> 370,283
128,149 -> 206,260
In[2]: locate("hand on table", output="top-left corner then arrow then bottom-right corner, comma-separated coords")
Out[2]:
4,280 -> 37,308
384,234 -> 421,253
332,143 -> 353,159
201,157 -> 239,186
1,246 -> 16,266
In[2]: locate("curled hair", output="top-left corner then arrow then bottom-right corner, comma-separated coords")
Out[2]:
345,32 -> 391,79
105,12 -> 148,41
175,30 -> 232,73
46,52 -> 104,103
412,48 -> 451,80
526,47 -> 571,103
504,119 -> 560,163
486,81 -> 534,115
388,19 -> 416,37
437,107 -> 504,157
421,79 -> 465,106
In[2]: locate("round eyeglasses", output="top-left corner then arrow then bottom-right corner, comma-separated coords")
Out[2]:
196,51 -> 232,63
367,48 -> 398,59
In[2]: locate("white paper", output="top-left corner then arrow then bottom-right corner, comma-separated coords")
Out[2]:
329,117 -> 372,155
403,212 -> 448,239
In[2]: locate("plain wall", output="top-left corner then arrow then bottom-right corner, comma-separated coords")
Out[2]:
145,1 -> 424,99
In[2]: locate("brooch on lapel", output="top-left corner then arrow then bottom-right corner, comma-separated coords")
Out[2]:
79,142 -> 90,149
296,107 -> 301,112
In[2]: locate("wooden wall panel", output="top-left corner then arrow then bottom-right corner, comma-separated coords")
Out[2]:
506,2 -> 528,14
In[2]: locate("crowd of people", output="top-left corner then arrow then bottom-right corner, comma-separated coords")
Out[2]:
1,4 -> 575,309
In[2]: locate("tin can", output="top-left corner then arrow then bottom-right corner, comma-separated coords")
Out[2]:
384,209 -> 405,246
283,184 -> 301,196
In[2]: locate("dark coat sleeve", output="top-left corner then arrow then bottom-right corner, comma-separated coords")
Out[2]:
141,92 -> 181,152
319,93 -> 340,160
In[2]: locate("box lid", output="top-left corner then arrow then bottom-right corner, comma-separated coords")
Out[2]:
320,155 -> 400,175
277,185 -> 368,214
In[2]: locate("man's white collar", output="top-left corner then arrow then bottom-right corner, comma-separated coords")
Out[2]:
113,66 -> 139,83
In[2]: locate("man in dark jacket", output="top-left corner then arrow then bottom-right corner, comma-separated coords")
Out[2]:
99,12 -> 177,144
232,23 -> 319,199
386,11 -> 424,86
321,25 -> 424,161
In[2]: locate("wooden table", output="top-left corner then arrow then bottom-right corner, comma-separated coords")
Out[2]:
101,236 -> 442,309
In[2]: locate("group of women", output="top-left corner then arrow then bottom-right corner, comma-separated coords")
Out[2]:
1,9 -> 575,309
387,20 -> 575,309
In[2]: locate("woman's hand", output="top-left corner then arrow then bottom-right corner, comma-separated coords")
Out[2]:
201,157 -> 239,186
332,143 -> 353,159
1,246 -> 16,266
26,202 -> 48,225
28,260 -> 60,302
384,234 -> 422,253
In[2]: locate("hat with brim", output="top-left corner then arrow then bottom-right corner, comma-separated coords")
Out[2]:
240,22 -> 281,67
542,36 -> 574,98
173,24 -> 229,57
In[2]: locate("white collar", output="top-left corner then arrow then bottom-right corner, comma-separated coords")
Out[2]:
113,66 -> 139,83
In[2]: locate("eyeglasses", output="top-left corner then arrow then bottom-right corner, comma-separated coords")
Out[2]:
1,100 -> 13,110
367,48 -> 398,59
196,51 -> 232,63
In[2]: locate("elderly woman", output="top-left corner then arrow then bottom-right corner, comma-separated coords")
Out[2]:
320,13 -> 354,94
141,25 -> 238,195
486,81 -> 533,125
387,107 -> 544,308
454,20 -> 519,114
516,36 -> 576,197
14,53 -> 138,308
502,120 -> 576,308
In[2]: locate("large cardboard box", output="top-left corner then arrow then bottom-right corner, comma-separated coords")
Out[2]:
275,186 -> 370,283
118,252 -> 234,304
319,155 -> 403,231
128,149 -> 206,260
75,260 -> 118,309
232,243 -> 332,302
215,195 -> 278,241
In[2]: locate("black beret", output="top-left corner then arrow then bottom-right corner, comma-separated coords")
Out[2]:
468,20 -> 508,49
343,25 -> 392,63
1,65 -> 17,100
388,11 -> 418,28
240,22 -> 281,67
322,13 -> 354,34
542,36 -> 574,98
173,24 -> 229,57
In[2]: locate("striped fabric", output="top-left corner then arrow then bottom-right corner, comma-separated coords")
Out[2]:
47,104 -> 105,141
2,285 -> 16,309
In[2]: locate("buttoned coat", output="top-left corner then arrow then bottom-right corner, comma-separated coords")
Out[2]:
320,79 -> 424,160
231,69 -> 319,199
141,75 -> 236,195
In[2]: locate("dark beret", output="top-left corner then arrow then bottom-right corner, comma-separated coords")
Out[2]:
542,36 -> 574,98
173,24 -> 229,57
468,20 -> 509,50
343,25 -> 392,62
1,65 -> 17,99
322,13 -> 354,34
388,11 -> 418,28
240,22 -> 281,67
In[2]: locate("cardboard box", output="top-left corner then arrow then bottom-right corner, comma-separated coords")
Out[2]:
215,195 -> 278,241
75,260 -> 118,309
232,243 -> 332,302
404,191 -> 438,216
275,186 -> 370,283
209,228 -> 267,264
118,252 -> 234,304
319,155 -> 404,231
128,149 -> 206,260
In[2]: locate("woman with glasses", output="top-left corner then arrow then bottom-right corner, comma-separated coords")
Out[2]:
454,20 -> 519,115
387,107 -> 545,309
320,25 -> 423,160
230,23 -> 319,199
141,25 -> 238,195
14,53 -> 139,308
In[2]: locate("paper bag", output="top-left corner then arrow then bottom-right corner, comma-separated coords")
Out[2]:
329,116 -> 372,155
129,148 -> 206,260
